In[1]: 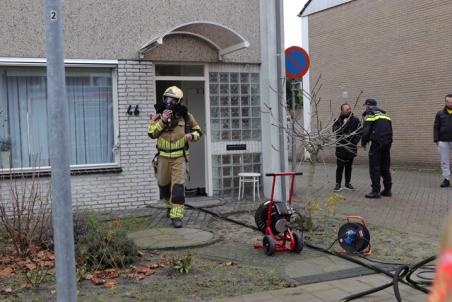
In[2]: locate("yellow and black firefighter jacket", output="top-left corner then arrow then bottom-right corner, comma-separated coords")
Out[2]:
147,113 -> 202,158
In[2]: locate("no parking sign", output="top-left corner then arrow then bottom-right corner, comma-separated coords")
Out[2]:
285,46 -> 310,79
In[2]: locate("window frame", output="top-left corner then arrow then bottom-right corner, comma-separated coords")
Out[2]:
0,58 -> 120,173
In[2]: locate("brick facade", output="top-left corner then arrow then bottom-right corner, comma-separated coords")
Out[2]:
0,60 -> 159,212
306,0 -> 452,166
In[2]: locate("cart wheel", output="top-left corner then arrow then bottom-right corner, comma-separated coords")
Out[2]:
292,231 -> 304,254
263,236 -> 275,256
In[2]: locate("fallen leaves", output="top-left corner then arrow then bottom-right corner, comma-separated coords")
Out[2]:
133,266 -> 151,274
84,262 -> 164,288
97,268 -> 120,279
23,262 -> 36,271
90,277 -> 106,286
0,267 -> 14,278
104,279 -> 119,289
126,273 -> 145,281
0,241 -> 166,294
0,245 -> 56,293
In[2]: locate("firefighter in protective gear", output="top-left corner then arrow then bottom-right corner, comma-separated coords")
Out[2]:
148,86 -> 202,228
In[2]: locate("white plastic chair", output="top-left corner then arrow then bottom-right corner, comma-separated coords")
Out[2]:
238,172 -> 261,201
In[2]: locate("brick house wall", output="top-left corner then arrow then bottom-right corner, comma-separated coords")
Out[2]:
306,0 -> 452,166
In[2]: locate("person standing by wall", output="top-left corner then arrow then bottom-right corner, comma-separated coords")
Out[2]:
434,94 -> 452,188
332,103 -> 361,192
361,99 -> 393,199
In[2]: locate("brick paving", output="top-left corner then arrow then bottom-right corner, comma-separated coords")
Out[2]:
295,163 -> 451,240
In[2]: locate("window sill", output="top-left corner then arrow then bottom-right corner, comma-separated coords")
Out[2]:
0,166 -> 123,179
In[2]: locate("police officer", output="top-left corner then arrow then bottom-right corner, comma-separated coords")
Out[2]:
361,99 -> 393,199
148,86 -> 202,228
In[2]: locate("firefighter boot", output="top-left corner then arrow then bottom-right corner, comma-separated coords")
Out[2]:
170,205 -> 184,228
163,198 -> 172,218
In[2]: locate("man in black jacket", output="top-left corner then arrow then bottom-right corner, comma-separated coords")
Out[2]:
361,99 -> 393,199
332,103 -> 361,191
434,94 -> 452,188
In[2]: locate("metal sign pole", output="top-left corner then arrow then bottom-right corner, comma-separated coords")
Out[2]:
291,81 -> 296,172
44,0 -> 77,301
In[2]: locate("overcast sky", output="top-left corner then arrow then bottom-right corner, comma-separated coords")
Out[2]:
284,0 -> 309,48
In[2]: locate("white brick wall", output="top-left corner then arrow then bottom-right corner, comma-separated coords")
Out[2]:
0,60 -> 160,213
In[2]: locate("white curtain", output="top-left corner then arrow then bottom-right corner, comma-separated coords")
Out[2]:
0,68 -> 114,168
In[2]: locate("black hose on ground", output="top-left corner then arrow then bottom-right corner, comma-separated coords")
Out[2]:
184,203 -> 260,231
184,203 -> 435,300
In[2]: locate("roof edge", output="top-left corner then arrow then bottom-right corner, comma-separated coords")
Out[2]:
298,0 -> 354,17
298,0 -> 314,17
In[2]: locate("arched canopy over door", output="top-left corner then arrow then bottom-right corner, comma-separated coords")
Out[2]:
139,21 -> 250,61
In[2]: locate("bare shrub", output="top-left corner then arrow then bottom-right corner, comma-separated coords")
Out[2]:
0,168 -> 52,256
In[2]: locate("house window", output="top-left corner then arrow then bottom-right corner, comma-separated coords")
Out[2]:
209,72 -> 261,142
0,67 -> 115,169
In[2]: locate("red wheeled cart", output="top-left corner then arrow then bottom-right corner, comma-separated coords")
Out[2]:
254,172 -> 303,256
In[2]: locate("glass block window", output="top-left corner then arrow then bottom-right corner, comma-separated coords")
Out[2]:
211,153 -> 262,197
210,72 -> 261,142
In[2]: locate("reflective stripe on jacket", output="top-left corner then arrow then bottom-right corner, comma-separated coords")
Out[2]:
148,112 -> 202,158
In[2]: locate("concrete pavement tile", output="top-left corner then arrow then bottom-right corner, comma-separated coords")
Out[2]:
311,288 -> 351,301
358,291 -> 397,301
404,293 -> 428,302
287,296 -> 326,302
269,287 -> 307,296
307,256 -> 338,266
273,290 -> 325,302
241,292 -> 276,302
285,261 -> 325,277
330,278 -> 378,293
276,293 -> 318,302
299,282 -> 336,292
396,285 -> 423,298
127,227 -> 216,249
359,274 -> 392,287
210,297 -> 244,302
380,284 -> 420,298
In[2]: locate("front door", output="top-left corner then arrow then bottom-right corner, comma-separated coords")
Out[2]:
181,81 -> 206,192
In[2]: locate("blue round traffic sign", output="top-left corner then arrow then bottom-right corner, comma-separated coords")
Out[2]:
285,46 -> 310,79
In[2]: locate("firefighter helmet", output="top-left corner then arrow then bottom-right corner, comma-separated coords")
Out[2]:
163,86 -> 183,102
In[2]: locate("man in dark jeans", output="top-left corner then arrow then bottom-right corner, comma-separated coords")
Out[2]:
433,94 -> 452,188
361,99 -> 393,199
333,103 -> 361,191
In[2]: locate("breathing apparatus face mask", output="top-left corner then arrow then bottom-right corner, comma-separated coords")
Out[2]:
163,96 -> 178,111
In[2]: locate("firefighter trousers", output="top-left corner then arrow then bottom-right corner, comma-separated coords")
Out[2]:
156,156 -> 189,219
